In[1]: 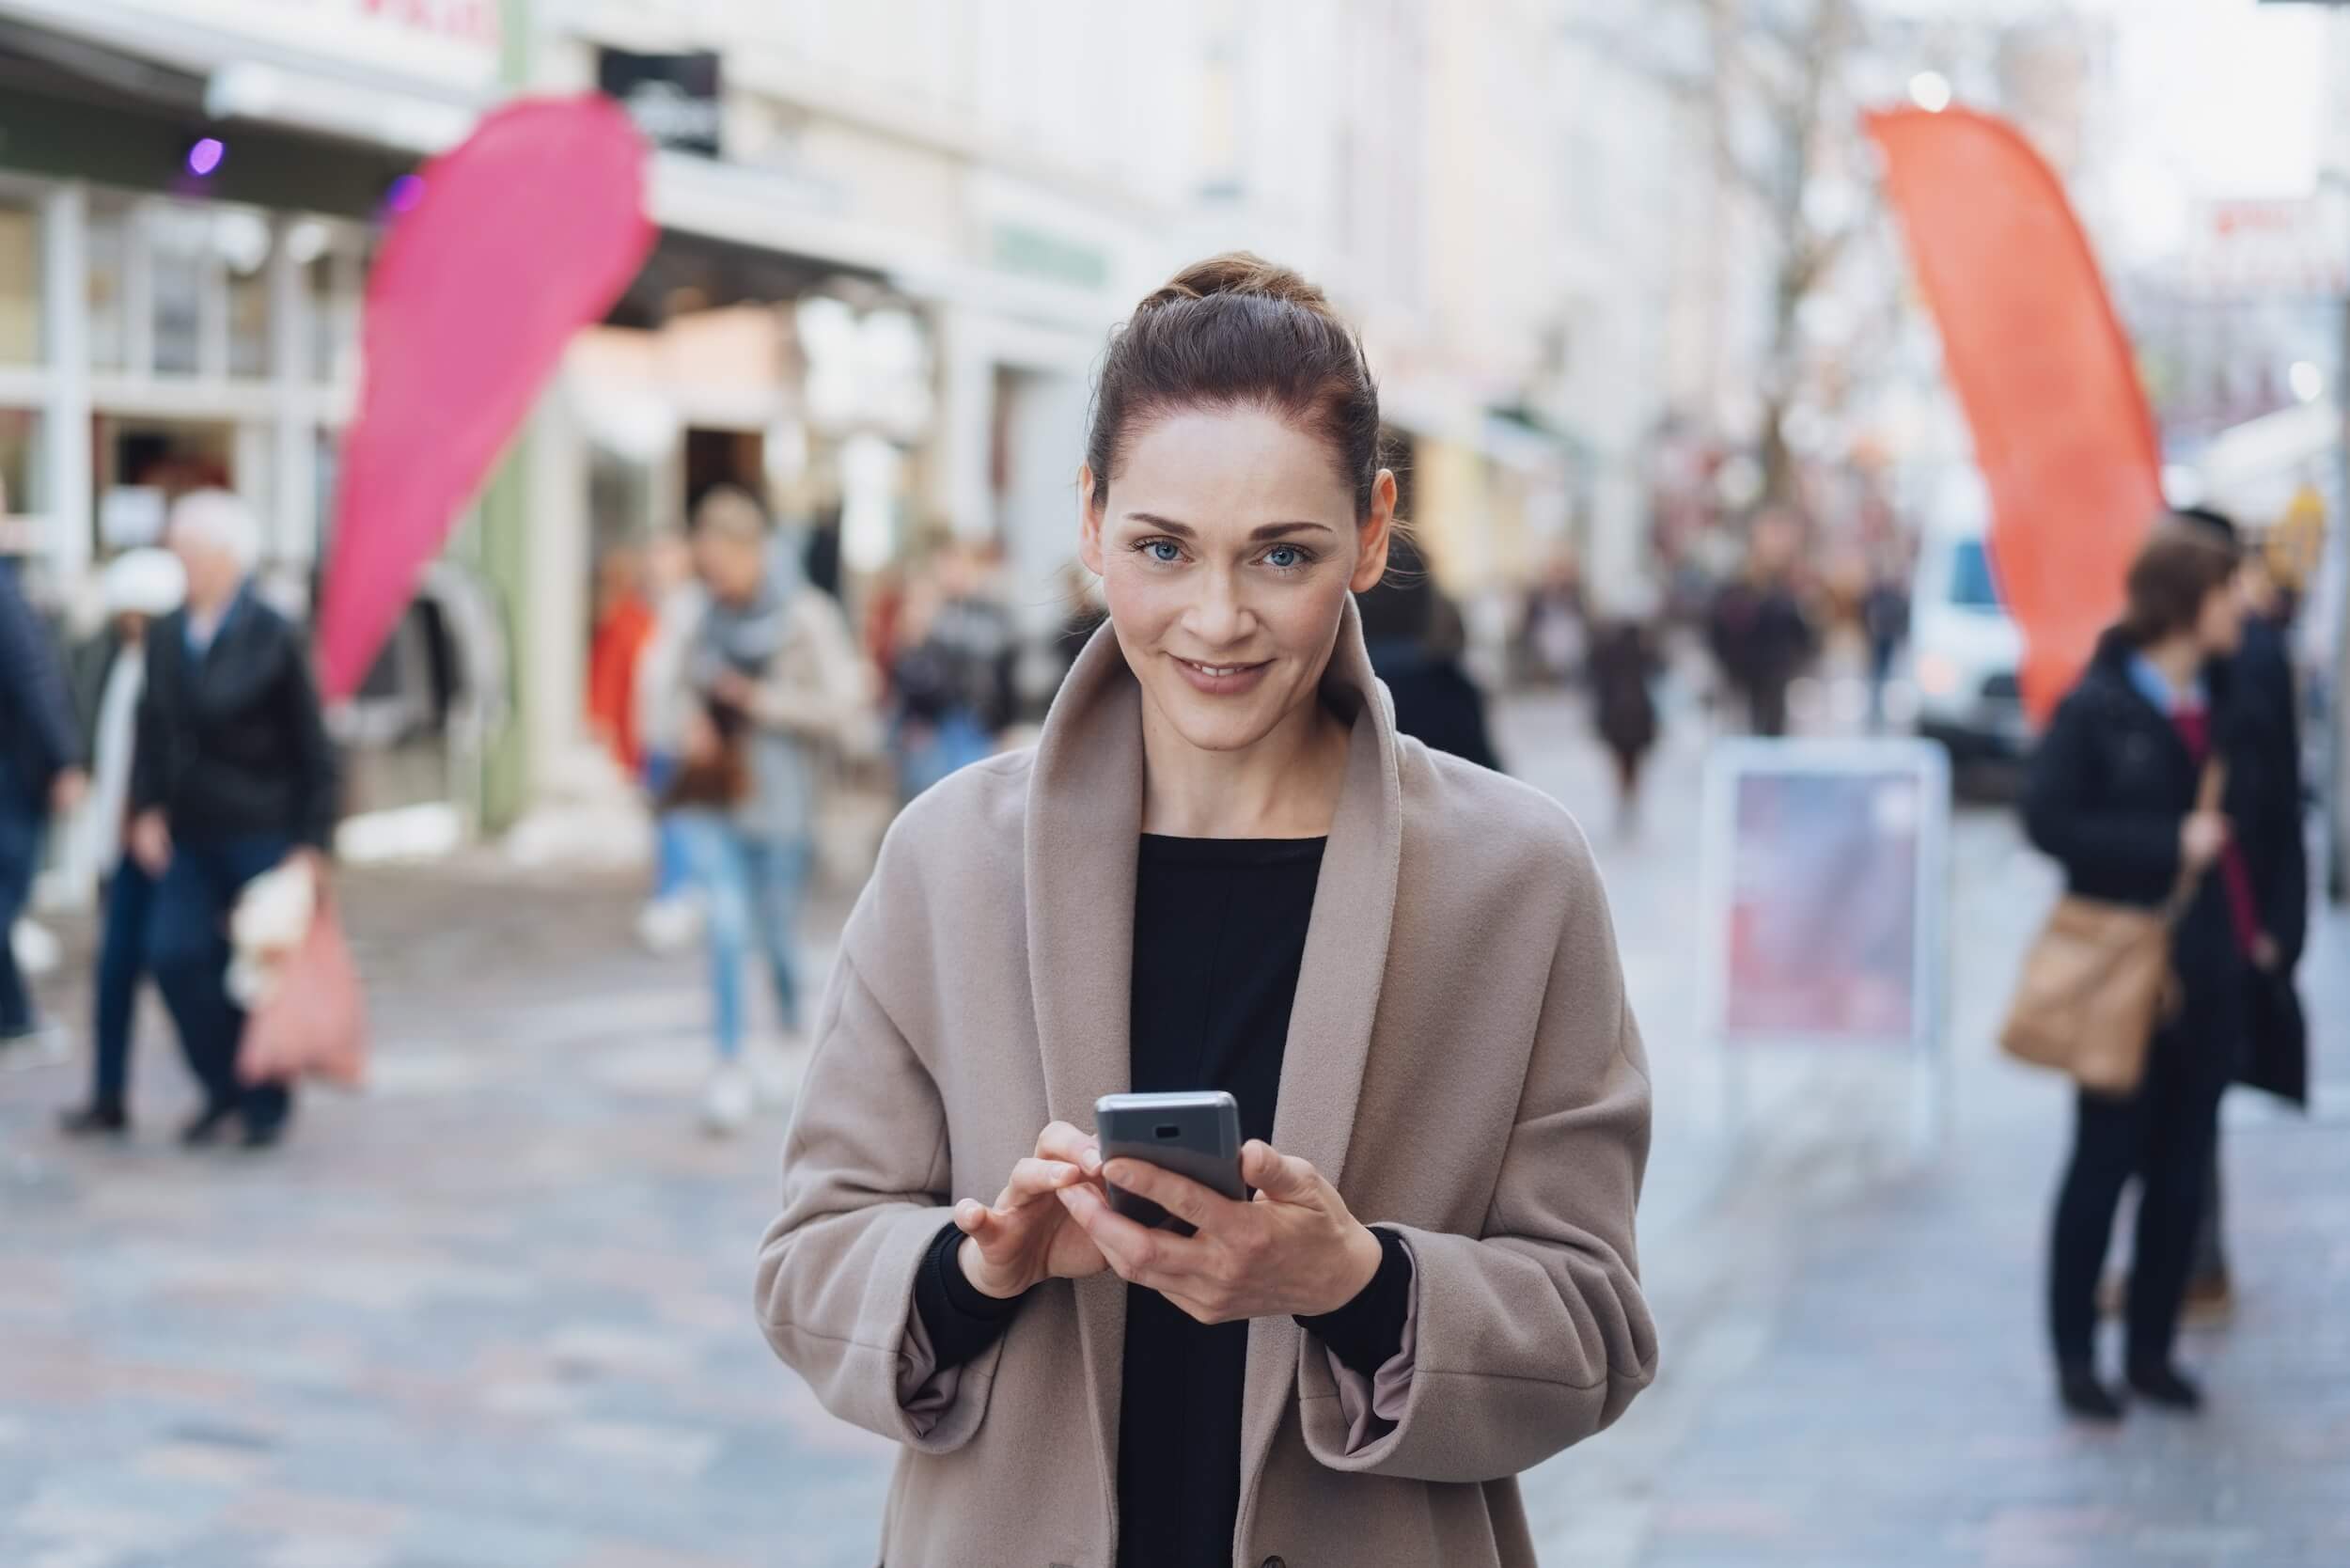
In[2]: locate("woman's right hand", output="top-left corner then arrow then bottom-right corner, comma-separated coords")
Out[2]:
2181,810 -> 2230,870
954,1121 -> 1108,1300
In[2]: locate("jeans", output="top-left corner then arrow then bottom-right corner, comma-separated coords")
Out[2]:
149,837 -> 295,1131
2048,1022 -> 2225,1370
0,789 -> 41,1034
88,861 -> 159,1105
642,752 -> 688,901
675,813 -> 810,1060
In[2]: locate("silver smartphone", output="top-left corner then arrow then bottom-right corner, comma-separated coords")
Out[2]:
1093,1090 -> 1246,1233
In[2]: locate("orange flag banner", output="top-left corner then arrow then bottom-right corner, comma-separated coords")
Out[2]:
1866,106 -> 2163,722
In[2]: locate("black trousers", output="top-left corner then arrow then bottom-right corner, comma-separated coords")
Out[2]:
2048,1022 -> 2225,1370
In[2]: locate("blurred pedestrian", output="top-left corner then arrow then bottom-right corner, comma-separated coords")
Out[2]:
1588,592 -> 1663,835
757,254 -> 1655,1568
1709,519 -> 1816,737
57,549 -> 186,1135
2025,522 -> 2254,1420
0,531 -> 86,1063
131,491 -> 339,1150
1519,556 -> 1586,686
660,486 -> 867,1133
1355,534 -> 1501,771
587,543 -> 655,776
633,529 -> 703,952
1860,559 -> 1910,730
2171,507 -> 2310,1323
888,537 -> 1015,800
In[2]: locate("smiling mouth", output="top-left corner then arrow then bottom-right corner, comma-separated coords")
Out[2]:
1176,657 -> 1268,678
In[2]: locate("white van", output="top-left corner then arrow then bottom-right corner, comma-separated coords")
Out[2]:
1904,475 -> 2029,760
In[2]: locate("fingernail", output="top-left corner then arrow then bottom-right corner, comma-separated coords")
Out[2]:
1080,1148 -> 1100,1173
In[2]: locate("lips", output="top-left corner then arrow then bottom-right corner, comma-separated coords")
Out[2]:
1171,654 -> 1272,697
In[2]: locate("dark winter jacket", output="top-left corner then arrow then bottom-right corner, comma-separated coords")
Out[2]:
1364,638 -> 1503,773
0,561 -> 82,805
2022,633 -> 2251,1090
2227,613 -> 2309,1103
132,590 -> 339,851
2230,615 -> 2306,965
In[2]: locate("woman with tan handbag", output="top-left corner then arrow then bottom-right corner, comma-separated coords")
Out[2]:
2023,522 -> 2261,1422
756,256 -> 1655,1567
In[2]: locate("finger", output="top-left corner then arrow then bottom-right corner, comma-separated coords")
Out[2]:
1103,1158 -> 1230,1232
1035,1120 -> 1103,1175
1000,1157 -> 1084,1205
1057,1183 -> 1201,1286
952,1198 -> 992,1238
1241,1140 -> 1320,1201
1158,1289 -> 1228,1325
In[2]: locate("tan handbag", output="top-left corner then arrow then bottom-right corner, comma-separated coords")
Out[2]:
1999,760 -> 2223,1095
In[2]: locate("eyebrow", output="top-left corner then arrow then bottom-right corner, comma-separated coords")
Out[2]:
1123,512 -> 1337,542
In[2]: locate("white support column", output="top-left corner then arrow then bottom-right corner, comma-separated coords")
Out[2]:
268,214 -> 316,567
39,182 -> 91,584
524,388 -> 588,790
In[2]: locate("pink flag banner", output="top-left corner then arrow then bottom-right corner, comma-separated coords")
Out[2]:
316,96 -> 654,699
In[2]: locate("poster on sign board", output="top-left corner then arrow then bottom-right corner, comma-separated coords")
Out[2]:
1700,739 -> 1950,1055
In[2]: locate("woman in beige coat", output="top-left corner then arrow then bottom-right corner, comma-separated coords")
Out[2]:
757,256 -> 1656,1568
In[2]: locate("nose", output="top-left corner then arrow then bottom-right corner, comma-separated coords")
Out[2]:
1183,565 -> 1251,649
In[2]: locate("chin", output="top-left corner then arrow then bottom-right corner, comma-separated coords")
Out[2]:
1145,682 -> 1288,753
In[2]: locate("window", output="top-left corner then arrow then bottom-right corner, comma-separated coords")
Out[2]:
0,200 -> 39,364
217,208 -> 274,379
149,202 -> 210,377
0,408 -> 47,517
1949,538 -> 2002,609
86,197 -> 129,372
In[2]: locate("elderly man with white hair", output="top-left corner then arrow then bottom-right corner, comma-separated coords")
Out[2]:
129,490 -> 338,1150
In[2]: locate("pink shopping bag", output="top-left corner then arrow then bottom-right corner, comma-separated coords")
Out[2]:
236,902 -> 369,1088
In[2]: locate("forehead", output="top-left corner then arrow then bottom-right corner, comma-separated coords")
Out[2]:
1110,406 -> 1353,529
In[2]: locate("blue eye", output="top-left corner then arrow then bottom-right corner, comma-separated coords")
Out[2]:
1264,545 -> 1306,571
1146,540 -> 1183,564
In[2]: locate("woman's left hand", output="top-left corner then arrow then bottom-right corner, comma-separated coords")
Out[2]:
1056,1139 -> 1384,1325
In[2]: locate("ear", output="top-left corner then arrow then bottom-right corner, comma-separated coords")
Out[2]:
1348,469 -> 1398,594
1077,466 -> 1108,577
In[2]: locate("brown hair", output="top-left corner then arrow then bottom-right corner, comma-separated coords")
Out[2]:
1087,253 -> 1384,517
2117,520 -> 2239,648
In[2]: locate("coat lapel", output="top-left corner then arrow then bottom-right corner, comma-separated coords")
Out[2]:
1240,602 -> 1404,1516
1024,618 -> 1144,1506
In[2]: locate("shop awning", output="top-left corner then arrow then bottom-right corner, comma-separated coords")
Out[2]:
0,0 -> 482,155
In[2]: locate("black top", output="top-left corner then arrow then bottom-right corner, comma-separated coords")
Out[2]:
132,593 -> 340,851
914,833 -> 1413,1567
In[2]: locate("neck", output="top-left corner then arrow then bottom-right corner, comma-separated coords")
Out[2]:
2138,635 -> 2201,691
1137,690 -> 1351,839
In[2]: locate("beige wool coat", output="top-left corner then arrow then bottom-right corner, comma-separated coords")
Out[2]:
756,606 -> 1657,1568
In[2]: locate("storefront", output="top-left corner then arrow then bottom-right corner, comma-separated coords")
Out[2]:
0,0 -> 504,883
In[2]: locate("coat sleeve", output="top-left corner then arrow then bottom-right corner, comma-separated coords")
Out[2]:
0,567 -> 83,780
753,938 -> 1002,1453
1298,841 -> 1658,1482
2022,691 -> 2181,901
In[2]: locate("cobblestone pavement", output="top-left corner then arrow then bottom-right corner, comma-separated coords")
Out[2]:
2,689 -> 2342,1567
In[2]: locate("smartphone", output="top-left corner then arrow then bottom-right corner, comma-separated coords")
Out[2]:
1093,1090 -> 1246,1233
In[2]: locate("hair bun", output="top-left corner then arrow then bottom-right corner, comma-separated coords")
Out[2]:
1139,251 -> 1333,314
